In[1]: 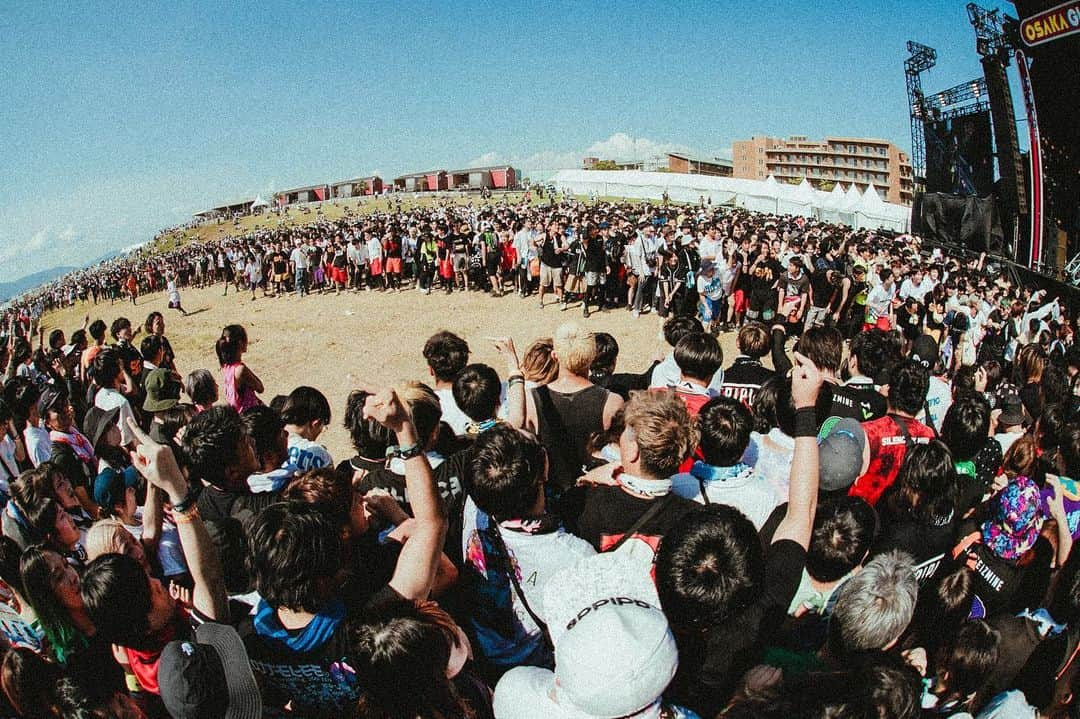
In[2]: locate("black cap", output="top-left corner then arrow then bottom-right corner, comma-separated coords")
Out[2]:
158,622 -> 261,719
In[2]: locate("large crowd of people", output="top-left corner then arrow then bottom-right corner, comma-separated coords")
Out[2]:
0,196 -> 1077,718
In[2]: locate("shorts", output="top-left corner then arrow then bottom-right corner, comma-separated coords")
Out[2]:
540,263 -> 564,289
313,267 -> 324,283
700,296 -> 722,323
731,289 -> 748,314
369,259 -> 383,276
273,272 -> 288,283
585,271 -> 601,287
805,305 -> 830,329
329,266 -> 348,284
453,254 -> 468,272
385,257 -> 402,274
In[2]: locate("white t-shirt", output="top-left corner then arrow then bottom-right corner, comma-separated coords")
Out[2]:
94,387 -> 136,446
670,466 -> 782,530
435,388 -> 473,436
289,246 -> 310,270
650,354 -> 724,392
287,433 -> 332,472
24,424 -> 52,468
697,273 -> 724,301
919,375 -> 952,432
462,497 -> 594,667
697,237 -> 720,260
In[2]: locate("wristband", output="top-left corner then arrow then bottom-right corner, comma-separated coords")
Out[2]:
793,407 -> 819,438
390,443 -> 423,460
171,483 -> 202,515
173,506 -> 200,524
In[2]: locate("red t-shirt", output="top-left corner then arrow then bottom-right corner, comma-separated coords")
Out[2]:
848,414 -> 934,506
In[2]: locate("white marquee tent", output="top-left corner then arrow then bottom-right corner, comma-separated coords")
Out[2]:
550,170 -> 910,232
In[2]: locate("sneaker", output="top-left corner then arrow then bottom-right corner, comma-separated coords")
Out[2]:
632,310 -> 640,318
583,307 -> 590,319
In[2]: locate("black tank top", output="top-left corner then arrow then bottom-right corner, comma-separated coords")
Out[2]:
532,384 -> 609,494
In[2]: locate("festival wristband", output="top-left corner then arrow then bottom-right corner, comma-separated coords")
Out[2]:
793,407 -> 819,438
171,483 -> 203,515
391,443 -> 423,460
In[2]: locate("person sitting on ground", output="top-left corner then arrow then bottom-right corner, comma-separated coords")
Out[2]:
718,321 -> 774,407
241,386 -> 447,716
281,385 -> 333,471
670,395 -> 780,529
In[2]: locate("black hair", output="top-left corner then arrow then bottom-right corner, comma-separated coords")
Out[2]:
80,553 -> 153,649
807,497 -> 877,582
91,347 -> 122,390
87,320 -> 107,343
422,331 -> 470,383
590,332 -> 619,380
247,502 -> 343,613
673,332 -> 723,382
280,385 -> 331,427
655,504 -> 763,629
47,329 -> 64,350
215,324 -> 247,366
20,545 -> 86,663
940,394 -> 990,462
139,334 -> 163,363
698,396 -> 752,467
886,440 -> 959,525
108,317 -> 130,341
183,368 -> 218,407
849,328 -> 892,380
887,360 -> 930,416
343,390 -> 394,459
179,405 -> 246,488
70,329 -> 87,349
452,363 -> 502,422
1,647 -> 62,718
933,620 -> 1000,712
0,536 -> 22,594
1049,541 -> 1080,625
662,316 -> 704,349
797,326 -> 843,374
241,405 -> 286,465
751,375 -> 782,434
143,311 -> 163,335
466,425 -> 545,520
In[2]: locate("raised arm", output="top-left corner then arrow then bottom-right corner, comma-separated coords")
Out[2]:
772,353 -> 823,550
126,418 -> 228,621
364,388 -> 447,600
492,337 -> 525,430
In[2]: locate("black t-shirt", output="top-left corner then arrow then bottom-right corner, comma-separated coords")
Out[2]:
539,235 -> 563,267
665,539 -> 806,717
575,487 -> 698,554
829,380 -> 887,422
719,357 -> 775,407
808,268 -> 835,308
241,586 -> 401,717
749,259 -> 781,309
953,520 -> 1053,616
584,238 -> 605,273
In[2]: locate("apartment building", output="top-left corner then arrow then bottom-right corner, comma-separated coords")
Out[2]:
732,135 -> 914,205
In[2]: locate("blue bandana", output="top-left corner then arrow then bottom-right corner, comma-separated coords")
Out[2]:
690,461 -> 751,482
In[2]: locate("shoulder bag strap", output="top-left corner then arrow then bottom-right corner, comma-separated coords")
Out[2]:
889,413 -> 914,449
488,522 -> 554,652
607,494 -> 675,553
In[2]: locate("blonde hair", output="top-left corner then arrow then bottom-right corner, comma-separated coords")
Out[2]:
521,338 -> 558,386
84,519 -> 132,563
553,322 -> 597,377
622,390 -> 699,478
395,381 -> 442,444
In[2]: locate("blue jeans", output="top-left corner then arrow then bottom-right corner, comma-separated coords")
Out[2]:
295,268 -> 308,296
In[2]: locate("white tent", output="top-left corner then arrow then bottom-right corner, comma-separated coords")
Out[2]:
250,196 -> 270,210
549,170 -> 910,231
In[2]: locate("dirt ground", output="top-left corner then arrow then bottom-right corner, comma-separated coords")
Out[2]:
44,282 -> 743,461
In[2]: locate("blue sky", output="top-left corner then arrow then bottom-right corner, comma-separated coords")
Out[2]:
0,1 -> 1017,281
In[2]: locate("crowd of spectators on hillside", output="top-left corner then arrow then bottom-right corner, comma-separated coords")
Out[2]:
0,196 -> 1077,717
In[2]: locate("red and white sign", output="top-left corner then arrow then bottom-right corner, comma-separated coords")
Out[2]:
1020,1 -> 1080,47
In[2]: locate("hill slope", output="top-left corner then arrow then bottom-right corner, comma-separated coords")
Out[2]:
0,266 -> 78,303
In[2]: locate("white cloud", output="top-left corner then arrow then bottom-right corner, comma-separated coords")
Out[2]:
467,132 -> 698,174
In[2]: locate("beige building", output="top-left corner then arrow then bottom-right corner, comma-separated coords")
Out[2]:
732,136 -> 914,206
